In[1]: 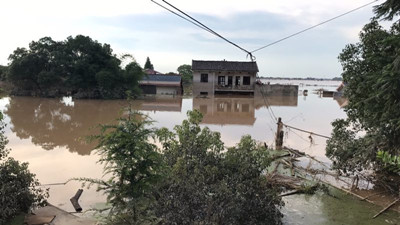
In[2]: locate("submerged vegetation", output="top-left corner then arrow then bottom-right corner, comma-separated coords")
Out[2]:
327,0 -> 400,191
79,110 -> 283,224
6,35 -> 144,99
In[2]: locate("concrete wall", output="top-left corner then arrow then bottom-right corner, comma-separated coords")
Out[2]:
193,71 -> 215,96
254,84 -> 298,97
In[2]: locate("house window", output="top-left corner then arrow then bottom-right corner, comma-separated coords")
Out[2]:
201,73 -> 208,83
243,76 -> 251,85
218,76 -> 225,86
242,104 -> 249,112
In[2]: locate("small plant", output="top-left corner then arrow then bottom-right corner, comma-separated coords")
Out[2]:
377,151 -> 400,174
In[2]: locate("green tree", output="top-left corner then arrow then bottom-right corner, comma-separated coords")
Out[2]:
374,0 -> 400,21
7,35 -> 143,99
81,110 -> 283,224
144,57 -> 154,70
0,113 -> 48,224
155,110 -> 282,224
78,110 -> 164,225
0,65 -> 7,81
326,20 -> 400,182
177,64 -> 192,84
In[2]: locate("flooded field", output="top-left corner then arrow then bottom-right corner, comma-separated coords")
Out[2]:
2,80 -> 399,224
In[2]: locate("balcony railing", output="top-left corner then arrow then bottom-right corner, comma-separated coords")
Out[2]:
215,84 -> 255,91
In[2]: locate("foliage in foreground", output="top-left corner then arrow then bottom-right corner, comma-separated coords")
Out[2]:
0,113 -> 47,225
326,10 -> 400,187
84,110 -> 282,225
156,111 -> 282,224
7,35 -> 144,99
0,65 -> 7,81
77,110 -> 164,224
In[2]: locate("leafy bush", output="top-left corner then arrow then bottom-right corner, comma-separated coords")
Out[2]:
0,114 -> 47,224
377,151 -> 400,174
77,110 -> 165,225
155,110 -> 283,224
84,110 -> 283,224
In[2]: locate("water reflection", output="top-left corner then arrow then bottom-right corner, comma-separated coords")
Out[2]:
5,96 -> 183,155
193,95 -> 297,126
5,85 -> 399,224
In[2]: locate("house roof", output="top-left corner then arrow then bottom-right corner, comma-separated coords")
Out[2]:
144,68 -> 162,75
142,74 -> 181,82
192,60 -> 259,73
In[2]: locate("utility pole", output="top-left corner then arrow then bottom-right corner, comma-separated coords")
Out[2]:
275,117 -> 284,150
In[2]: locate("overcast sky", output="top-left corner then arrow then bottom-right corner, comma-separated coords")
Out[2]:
0,0 -> 382,78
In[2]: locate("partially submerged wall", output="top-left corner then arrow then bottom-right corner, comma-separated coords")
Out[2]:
254,84 -> 298,97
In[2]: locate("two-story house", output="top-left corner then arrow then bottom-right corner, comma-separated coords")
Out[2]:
192,60 -> 259,96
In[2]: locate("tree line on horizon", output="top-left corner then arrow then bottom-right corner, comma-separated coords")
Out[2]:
0,36 -> 192,99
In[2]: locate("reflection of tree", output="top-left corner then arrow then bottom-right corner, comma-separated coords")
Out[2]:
5,97 -> 131,155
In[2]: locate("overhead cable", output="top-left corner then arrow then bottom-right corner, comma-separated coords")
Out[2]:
251,0 -> 381,53
150,0 -> 214,35
151,0 -> 255,61
283,123 -> 331,139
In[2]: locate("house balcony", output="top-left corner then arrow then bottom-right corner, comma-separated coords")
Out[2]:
215,84 -> 255,92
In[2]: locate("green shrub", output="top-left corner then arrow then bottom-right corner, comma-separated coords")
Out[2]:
0,114 -> 47,224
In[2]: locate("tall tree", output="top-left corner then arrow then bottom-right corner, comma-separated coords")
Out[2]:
326,14 -> 400,187
374,0 -> 400,21
78,110 -> 164,224
144,57 -> 154,70
177,64 -> 192,84
0,65 -> 7,81
7,35 -> 143,99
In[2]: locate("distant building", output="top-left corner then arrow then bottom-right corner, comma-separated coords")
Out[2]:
192,60 -> 259,96
144,68 -> 163,75
140,74 -> 183,95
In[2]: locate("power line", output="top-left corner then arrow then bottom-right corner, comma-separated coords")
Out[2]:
150,0 -> 215,36
251,0 -> 381,53
283,123 -> 331,139
258,84 -> 278,122
151,0 -> 255,60
257,81 -> 330,140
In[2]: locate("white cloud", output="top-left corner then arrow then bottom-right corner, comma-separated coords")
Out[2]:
1,0 -> 380,19
0,0 -> 382,77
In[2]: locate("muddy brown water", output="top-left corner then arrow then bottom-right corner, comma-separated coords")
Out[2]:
2,80 -> 399,224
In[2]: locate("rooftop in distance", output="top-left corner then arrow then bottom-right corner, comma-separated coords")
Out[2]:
192,60 -> 259,73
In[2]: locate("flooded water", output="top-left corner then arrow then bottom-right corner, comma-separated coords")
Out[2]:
2,80 -> 399,224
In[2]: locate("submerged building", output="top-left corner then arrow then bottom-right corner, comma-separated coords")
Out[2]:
192,60 -> 259,96
139,74 -> 183,95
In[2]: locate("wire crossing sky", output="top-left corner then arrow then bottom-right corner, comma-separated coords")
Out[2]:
0,0 -> 381,77
152,0 -> 255,60
153,0 -> 381,59
251,0 -> 381,53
